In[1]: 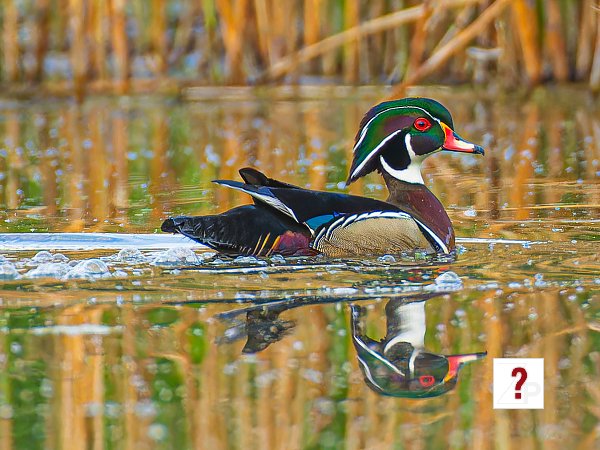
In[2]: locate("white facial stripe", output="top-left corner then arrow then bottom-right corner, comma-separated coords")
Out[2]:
350,129 -> 403,180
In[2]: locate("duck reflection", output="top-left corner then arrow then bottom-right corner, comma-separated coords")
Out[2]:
351,295 -> 486,398
217,292 -> 486,398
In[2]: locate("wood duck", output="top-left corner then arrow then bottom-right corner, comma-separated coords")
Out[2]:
351,297 -> 486,398
161,98 -> 484,257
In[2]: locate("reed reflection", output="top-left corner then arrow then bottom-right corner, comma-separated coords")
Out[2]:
0,90 -> 598,238
217,291 -> 486,398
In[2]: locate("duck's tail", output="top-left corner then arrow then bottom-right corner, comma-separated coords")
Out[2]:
161,205 -> 314,257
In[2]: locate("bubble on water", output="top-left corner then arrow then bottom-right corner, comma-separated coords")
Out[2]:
0,263 -> 20,280
151,247 -> 200,266
377,254 -> 396,263
113,270 -> 128,278
148,423 -> 167,441
302,368 -> 323,384
0,405 -> 13,420
25,262 -> 71,279
270,255 -> 286,264
40,378 -> 53,398
117,247 -> 148,263
455,244 -> 467,255
135,400 -> 156,418
508,282 -> 522,289
66,259 -> 112,280
33,250 -> 55,262
425,270 -> 463,291
234,255 -> 267,266
331,287 -> 359,296
10,342 -> 22,354
463,207 -> 477,217
85,402 -> 103,417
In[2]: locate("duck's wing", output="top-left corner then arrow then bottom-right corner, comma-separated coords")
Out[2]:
213,179 -> 400,229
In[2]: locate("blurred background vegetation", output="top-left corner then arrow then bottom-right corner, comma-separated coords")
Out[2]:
1,0 -> 599,98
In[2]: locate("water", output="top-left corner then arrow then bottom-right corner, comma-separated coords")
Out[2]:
0,87 -> 599,449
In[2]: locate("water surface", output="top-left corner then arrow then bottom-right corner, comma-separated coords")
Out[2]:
0,87 -> 599,449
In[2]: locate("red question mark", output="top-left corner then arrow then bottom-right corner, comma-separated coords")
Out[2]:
511,367 -> 527,399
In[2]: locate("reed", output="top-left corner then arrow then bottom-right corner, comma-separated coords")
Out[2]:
1,1 -> 600,95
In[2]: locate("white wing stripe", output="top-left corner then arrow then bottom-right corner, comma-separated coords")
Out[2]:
219,183 -> 299,222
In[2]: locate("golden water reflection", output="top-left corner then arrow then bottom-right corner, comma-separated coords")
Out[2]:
0,87 -> 599,449
1,286 -> 598,449
0,87 -> 598,241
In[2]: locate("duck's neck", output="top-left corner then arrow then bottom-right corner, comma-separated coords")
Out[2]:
381,171 -> 455,251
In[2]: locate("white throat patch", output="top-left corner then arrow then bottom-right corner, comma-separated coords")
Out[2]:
379,134 -> 425,184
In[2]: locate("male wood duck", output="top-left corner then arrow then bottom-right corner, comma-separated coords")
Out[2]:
161,97 -> 484,257
351,296 -> 486,398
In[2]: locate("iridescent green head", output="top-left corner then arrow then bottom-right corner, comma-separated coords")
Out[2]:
347,97 -> 484,185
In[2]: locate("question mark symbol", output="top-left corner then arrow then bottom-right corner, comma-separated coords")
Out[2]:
511,367 -> 527,399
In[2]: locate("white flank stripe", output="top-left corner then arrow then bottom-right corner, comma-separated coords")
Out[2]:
413,218 -> 450,254
313,211 -> 414,248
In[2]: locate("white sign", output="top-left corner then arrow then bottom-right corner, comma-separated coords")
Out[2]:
493,358 -> 544,409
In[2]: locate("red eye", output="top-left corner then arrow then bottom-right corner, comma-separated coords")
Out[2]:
414,118 -> 432,132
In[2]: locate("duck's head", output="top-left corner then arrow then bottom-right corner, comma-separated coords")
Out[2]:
347,97 -> 484,185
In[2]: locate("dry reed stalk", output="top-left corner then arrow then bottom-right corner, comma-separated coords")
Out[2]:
151,0 -> 168,76
590,14 -> 600,91
2,0 -> 20,82
511,0 -> 542,85
575,0 -> 596,80
344,0 -> 360,83
68,0 -> 88,100
170,0 -> 198,67
304,0 -> 322,73
267,0 -> 473,85
198,0 -> 218,81
389,0 -> 512,98
546,0 -> 569,81
33,0 -> 51,82
405,0 -> 433,79
109,0 -> 130,93
92,0 -> 109,81
215,0 -> 249,84
254,0 -> 272,65
366,0 -> 386,80
264,2 -> 427,81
